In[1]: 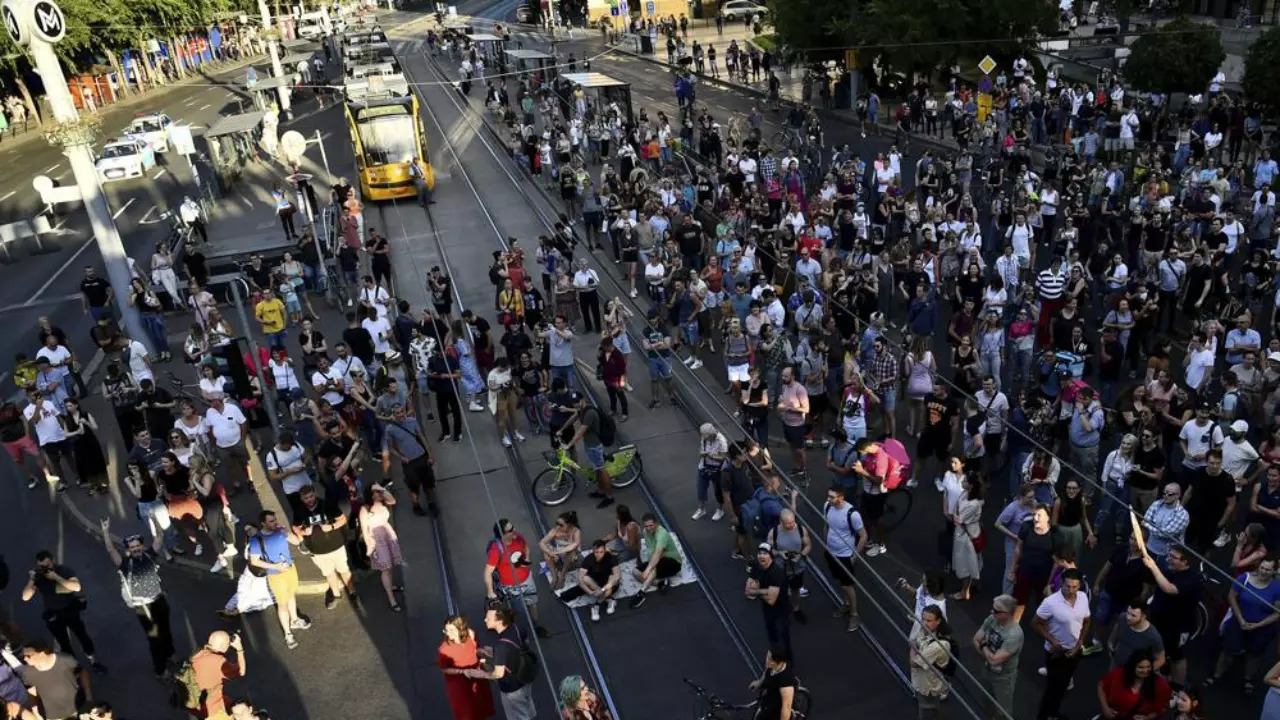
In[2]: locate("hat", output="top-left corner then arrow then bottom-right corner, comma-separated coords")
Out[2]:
1268,351 -> 1280,363
1231,420 -> 1249,434
384,350 -> 402,363
757,542 -> 773,553
699,423 -> 716,436
1197,400 -> 1213,411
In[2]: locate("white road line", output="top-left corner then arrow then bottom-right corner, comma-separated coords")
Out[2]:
54,173 -> 66,181
25,237 -> 94,303
152,169 -> 167,180
183,99 -> 197,107
45,163 -> 61,174
111,197 -> 135,220
0,191 -> 14,203
199,103 -> 211,110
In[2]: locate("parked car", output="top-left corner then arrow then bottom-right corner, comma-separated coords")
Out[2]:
719,0 -> 767,21
96,137 -> 156,183
125,112 -> 172,153
515,3 -> 533,23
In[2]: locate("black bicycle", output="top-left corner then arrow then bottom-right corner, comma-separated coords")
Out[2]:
684,677 -> 812,720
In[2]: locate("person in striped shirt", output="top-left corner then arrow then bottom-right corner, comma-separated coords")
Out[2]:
1035,257 -> 1067,346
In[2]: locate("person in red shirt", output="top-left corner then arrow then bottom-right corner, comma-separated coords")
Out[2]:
1096,650 -> 1170,720
484,519 -> 550,638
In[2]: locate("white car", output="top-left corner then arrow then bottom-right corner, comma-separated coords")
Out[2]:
719,0 -> 767,21
126,113 -> 172,153
96,138 -> 156,183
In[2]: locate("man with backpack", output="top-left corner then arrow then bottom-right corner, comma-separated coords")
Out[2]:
567,392 -> 616,509
852,438 -> 903,558
480,605 -> 538,720
823,485 -> 868,632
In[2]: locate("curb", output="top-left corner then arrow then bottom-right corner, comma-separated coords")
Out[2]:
599,42 -> 963,155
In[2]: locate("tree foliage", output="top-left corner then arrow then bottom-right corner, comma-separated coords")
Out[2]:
1124,17 -> 1224,96
770,0 -> 1054,73
1244,24 -> 1280,114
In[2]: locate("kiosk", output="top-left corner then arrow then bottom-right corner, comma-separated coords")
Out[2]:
558,72 -> 632,123
505,47 -> 557,86
203,111 -> 265,191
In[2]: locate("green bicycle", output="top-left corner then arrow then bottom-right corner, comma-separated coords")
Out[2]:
532,445 -> 643,506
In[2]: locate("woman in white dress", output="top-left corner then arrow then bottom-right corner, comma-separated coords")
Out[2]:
951,475 -> 984,601
151,241 -> 181,307
216,523 -> 275,620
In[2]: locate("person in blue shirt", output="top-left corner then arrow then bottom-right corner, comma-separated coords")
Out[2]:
1069,386 -> 1104,487
907,283 -> 936,339
1253,150 -> 1278,190
247,510 -> 310,649
1205,557 -> 1280,689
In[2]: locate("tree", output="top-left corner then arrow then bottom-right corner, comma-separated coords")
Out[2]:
768,0 -> 861,63
1244,24 -> 1280,114
1124,17 -> 1224,96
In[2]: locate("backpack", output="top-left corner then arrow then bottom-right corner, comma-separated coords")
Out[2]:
823,502 -> 860,540
169,655 -> 205,711
739,487 -> 782,540
499,636 -> 539,687
938,637 -> 959,677
587,407 -> 617,447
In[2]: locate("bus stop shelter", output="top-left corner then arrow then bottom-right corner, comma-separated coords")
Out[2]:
558,72 -> 632,123
203,111 -> 265,191
282,38 -> 320,52
246,76 -> 295,111
505,48 -> 557,84
469,32 -> 505,64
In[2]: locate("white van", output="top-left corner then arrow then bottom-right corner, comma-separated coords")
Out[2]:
298,10 -> 332,39
344,60 -> 408,98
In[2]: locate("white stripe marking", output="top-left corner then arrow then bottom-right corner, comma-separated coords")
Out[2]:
0,191 -> 14,203
112,197 -> 136,219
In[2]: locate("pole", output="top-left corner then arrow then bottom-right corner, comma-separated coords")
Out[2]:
228,278 -> 280,433
25,35 -> 150,351
259,0 -> 293,118
310,130 -> 332,253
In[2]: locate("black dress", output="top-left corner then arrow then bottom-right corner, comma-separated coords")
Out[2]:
65,412 -> 107,488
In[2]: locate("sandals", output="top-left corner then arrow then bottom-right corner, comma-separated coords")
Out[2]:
390,603 -> 403,613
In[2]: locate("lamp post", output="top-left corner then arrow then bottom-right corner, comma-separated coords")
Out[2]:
2,0 -> 150,350
258,0 -> 293,119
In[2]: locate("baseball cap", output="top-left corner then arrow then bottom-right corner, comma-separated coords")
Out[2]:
1197,400 -> 1214,411
1268,351 -> 1280,363
1231,420 -> 1249,434
757,542 -> 773,554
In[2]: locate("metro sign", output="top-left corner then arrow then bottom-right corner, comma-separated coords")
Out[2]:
1,1 -> 24,46
30,0 -> 65,43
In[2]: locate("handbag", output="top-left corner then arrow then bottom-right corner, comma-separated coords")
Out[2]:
971,527 -> 988,553
247,536 -> 270,577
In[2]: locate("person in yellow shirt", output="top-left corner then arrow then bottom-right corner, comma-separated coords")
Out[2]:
254,288 -> 288,348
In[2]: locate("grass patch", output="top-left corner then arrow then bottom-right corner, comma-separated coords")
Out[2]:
752,33 -> 778,52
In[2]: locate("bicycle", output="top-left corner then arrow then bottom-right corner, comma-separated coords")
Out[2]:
531,444 -> 643,506
324,260 -> 351,308
875,487 -> 915,532
684,677 -> 812,720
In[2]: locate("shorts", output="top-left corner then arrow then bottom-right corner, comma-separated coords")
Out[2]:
217,441 -> 251,467
809,394 -> 829,418
311,546 -> 351,577
402,454 -> 437,492
1154,620 -> 1190,662
782,423 -> 807,450
704,290 -> 723,308
3,435 -> 40,464
682,319 -> 701,346
787,572 -> 806,591
1012,570 -> 1050,605
860,492 -> 886,525
267,564 -> 300,602
916,431 -> 952,462
285,298 -> 302,315
584,443 -> 605,471
727,363 -> 751,383
880,387 -> 898,412
1120,136 -> 1135,150
824,550 -> 857,586
500,572 -> 539,607
40,440 -> 69,462
647,356 -> 673,380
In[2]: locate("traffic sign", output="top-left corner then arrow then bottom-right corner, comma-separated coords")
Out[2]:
29,0 -> 64,43
618,0 -> 628,12
645,0 -> 654,15
2,1 -> 25,47
977,55 -> 997,75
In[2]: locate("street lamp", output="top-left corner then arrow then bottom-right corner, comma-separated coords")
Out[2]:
2,0 -> 151,351
257,0 -> 293,119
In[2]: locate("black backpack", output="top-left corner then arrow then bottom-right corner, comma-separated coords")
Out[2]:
500,636 -> 539,686
938,636 -> 959,677
587,407 -> 617,447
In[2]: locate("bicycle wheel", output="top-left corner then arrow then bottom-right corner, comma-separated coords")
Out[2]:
1189,601 -> 1210,641
611,453 -> 642,488
789,687 -> 813,719
879,489 -> 914,532
532,466 -> 577,506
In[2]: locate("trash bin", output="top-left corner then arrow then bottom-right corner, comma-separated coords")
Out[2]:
639,34 -> 653,54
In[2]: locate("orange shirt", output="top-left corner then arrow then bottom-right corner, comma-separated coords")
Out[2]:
193,648 -> 241,718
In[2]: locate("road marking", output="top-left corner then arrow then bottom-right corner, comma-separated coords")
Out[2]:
111,197 -> 135,220
45,163 -> 61,174
152,169 -> 167,180
54,173 -> 66,181
183,99 -> 196,107
0,191 -> 14,203
199,103 -> 211,110
139,206 -> 167,225
26,237 -> 94,303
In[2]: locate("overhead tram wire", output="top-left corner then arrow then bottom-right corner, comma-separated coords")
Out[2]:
411,34 -> 771,677
376,44 -> 621,719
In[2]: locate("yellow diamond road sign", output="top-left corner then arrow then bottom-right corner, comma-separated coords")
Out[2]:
978,55 -> 997,75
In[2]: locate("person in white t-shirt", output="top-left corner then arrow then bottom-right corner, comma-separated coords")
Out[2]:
1182,332 -> 1215,392
205,393 -> 249,495
23,391 -> 68,487
357,276 -> 390,319
119,334 -> 154,386
266,430 -> 311,505
311,356 -> 345,408
361,308 -> 393,358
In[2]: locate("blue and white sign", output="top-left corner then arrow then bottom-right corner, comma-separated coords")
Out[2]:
645,0 -> 654,14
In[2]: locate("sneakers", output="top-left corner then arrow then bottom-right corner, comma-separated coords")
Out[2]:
692,508 -> 707,520
832,607 -> 851,618
630,592 -> 647,609
468,401 -> 485,412
689,359 -> 704,370
209,558 -> 228,574
799,587 -> 809,598
221,545 -> 238,558
502,436 -> 513,448
1080,640 -> 1103,657
606,598 -> 617,615
591,605 -> 601,622
285,633 -> 298,649
682,356 -> 695,366
25,477 -> 38,490
866,543 -> 887,557
1214,530 -> 1231,548
290,617 -> 312,630
846,614 -> 861,632
514,431 -> 527,442
194,544 -> 204,557
325,592 -> 339,610
906,478 -> 919,488
711,508 -> 724,521
1034,667 -> 1072,688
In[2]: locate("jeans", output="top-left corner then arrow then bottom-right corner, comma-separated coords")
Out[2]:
550,365 -> 575,390
696,467 -> 723,505
1071,444 -> 1100,491
1010,348 -> 1032,387
1002,537 -> 1017,595
1094,479 -> 1129,540
140,312 -> 167,355
45,606 -> 95,656
436,392 -> 462,438
499,684 -> 537,720
606,385 -> 629,416
980,351 -> 1002,390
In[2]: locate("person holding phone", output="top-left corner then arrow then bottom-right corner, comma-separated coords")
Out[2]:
191,630 -> 246,720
